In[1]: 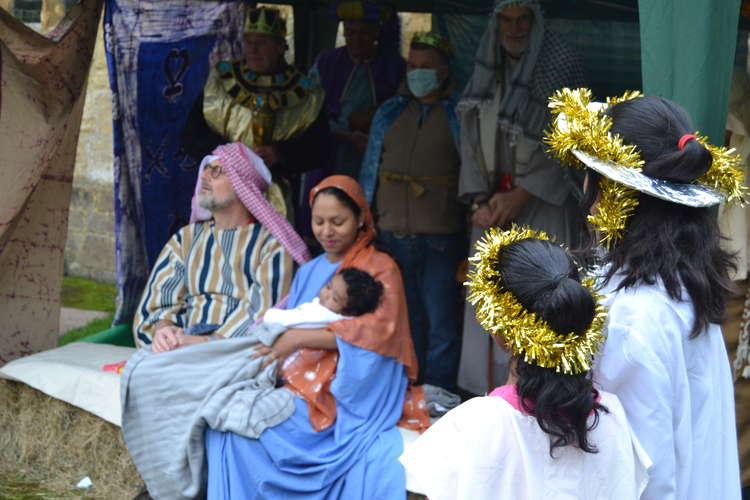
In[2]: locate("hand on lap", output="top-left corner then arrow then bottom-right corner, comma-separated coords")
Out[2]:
252,329 -> 302,369
176,333 -> 210,348
152,324 -> 184,353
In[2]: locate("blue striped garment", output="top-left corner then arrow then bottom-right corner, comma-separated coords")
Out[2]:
133,221 -> 293,347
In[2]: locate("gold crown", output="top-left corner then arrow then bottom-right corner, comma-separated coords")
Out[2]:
411,31 -> 452,57
336,1 -> 393,23
466,225 -> 607,375
244,7 -> 286,38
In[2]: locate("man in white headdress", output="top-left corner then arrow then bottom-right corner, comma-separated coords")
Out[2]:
457,0 -> 586,395
133,142 -> 310,350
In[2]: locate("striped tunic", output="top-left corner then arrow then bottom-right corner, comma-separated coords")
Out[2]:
133,221 -> 293,347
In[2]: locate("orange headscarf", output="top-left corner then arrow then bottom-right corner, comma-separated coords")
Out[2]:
308,175 -> 418,379
282,176 -> 425,432
308,175 -> 377,270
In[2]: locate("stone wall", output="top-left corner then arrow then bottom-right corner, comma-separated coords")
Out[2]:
63,18 -> 116,284
40,0 -> 63,30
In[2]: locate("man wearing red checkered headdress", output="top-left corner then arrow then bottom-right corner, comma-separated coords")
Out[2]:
133,142 -> 310,351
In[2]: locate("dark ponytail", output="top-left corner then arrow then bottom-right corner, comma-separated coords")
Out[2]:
500,238 -> 607,456
606,96 -> 713,183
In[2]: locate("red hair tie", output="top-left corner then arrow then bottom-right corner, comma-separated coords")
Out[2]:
678,134 -> 697,150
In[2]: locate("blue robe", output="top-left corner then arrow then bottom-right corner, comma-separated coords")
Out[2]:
205,254 -> 408,499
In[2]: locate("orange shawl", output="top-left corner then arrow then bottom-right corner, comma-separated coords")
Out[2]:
281,175 -> 427,432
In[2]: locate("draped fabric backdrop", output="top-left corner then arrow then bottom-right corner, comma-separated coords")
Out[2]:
0,0 -> 102,365
104,0 -> 744,325
104,0 -> 244,325
638,0 -> 741,144
435,0 -> 743,134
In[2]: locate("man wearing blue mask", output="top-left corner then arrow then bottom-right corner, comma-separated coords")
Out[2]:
359,32 -> 465,397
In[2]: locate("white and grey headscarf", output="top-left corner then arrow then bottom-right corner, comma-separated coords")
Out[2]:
458,0 -> 586,143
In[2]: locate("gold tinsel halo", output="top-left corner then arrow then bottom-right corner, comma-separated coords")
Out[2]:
588,178 -> 639,248
545,87 -> 748,248
465,225 -> 607,375
695,134 -> 746,203
545,88 -> 644,173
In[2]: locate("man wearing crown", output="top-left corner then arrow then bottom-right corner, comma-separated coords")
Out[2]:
183,6 -> 329,236
309,0 -> 405,179
359,32 -> 465,396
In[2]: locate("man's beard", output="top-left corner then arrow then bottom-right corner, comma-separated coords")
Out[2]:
197,192 -> 237,212
500,37 -> 528,59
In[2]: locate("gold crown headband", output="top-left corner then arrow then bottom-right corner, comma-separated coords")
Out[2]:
545,88 -> 747,248
336,1 -> 393,23
245,7 -> 287,37
411,31 -> 452,57
466,225 -> 607,375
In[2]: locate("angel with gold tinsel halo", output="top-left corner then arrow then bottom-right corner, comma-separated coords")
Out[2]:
465,225 -> 607,375
545,87 -> 747,248
542,89 -> 745,498
401,222 -> 651,500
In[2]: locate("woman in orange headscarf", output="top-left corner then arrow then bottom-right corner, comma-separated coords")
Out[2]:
204,175 -> 426,499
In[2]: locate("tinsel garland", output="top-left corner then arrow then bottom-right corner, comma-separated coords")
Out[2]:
465,226 -> 607,375
696,134 -> 746,203
587,178 -> 639,248
545,87 -> 747,248
546,88 -> 644,172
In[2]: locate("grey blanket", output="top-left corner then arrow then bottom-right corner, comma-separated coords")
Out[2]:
120,323 -> 294,500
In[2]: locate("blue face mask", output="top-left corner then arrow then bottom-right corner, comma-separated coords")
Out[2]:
406,69 -> 441,98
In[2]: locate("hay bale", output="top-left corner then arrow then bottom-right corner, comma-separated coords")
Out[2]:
0,380 -> 429,499
0,379 -> 141,499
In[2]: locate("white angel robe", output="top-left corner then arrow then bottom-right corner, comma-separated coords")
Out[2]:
400,387 -> 650,500
594,276 -> 742,500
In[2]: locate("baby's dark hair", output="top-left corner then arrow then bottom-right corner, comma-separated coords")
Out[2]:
339,267 -> 384,316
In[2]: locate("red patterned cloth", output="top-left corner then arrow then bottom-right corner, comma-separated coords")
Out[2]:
190,142 -> 311,266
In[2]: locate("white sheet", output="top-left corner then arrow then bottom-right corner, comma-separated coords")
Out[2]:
0,342 -> 135,426
0,341 -> 427,494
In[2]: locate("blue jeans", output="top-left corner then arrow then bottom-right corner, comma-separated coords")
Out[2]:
380,231 -> 466,391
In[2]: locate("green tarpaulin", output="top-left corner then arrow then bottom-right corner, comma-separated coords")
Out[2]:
639,0 -> 742,143
432,0 -> 743,141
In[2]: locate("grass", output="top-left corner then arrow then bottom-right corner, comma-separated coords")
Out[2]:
58,314 -> 115,346
0,473 -> 94,499
58,277 -> 117,346
60,277 -> 117,313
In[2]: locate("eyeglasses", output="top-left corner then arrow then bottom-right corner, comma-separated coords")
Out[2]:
204,163 -> 225,179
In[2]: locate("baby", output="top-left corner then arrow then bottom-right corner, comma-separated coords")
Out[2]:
263,267 -> 384,328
